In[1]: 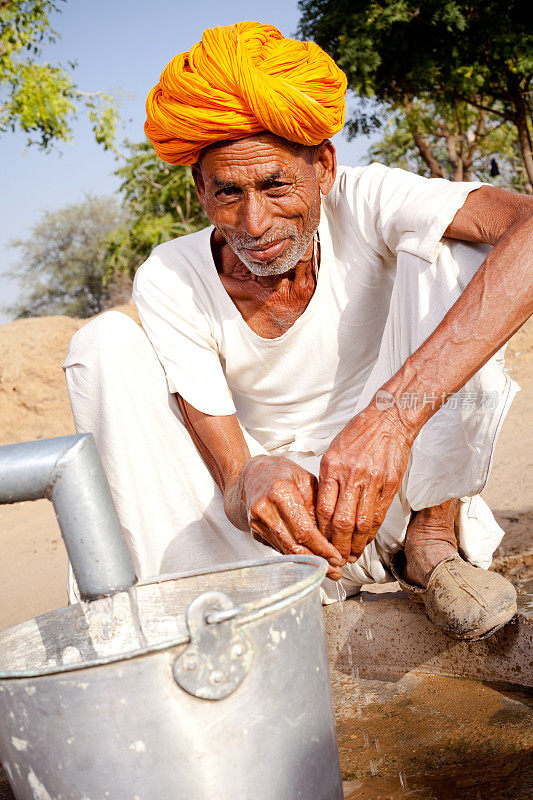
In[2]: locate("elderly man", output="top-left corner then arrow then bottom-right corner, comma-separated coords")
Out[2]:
64,22 -> 532,641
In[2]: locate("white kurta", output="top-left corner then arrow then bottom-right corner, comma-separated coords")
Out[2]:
63,163 -> 519,602
131,163 -> 492,457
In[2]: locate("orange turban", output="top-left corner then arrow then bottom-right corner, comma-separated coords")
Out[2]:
144,21 -> 348,165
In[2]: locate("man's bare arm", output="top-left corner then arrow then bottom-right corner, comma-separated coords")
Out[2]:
176,395 -> 250,505
444,184 -> 532,245
391,186 -> 533,428
317,186 -> 533,561
175,394 -> 344,577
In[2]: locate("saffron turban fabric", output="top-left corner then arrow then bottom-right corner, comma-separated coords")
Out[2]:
144,21 -> 348,165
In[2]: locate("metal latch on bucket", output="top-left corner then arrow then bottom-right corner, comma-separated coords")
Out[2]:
173,591 -> 253,700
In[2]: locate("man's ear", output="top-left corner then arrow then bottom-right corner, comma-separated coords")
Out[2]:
315,140 -> 337,196
192,163 -> 206,207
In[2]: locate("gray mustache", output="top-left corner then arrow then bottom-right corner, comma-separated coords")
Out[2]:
231,233 -> 296,249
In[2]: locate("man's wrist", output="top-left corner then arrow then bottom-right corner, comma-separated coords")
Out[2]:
223,454 -> 271,532
223,475 -> 249,531
372,358 -> 445,439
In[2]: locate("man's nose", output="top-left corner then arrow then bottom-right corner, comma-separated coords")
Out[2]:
239,193 -> 271,239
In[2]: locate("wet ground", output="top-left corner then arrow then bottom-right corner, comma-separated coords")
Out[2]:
0,770 -> 12,800
333,670 -> 532,800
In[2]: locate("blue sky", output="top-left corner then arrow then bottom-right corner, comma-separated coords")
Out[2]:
0,0 -> 374,322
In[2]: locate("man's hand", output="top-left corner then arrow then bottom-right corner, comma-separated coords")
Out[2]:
175,395 -> 343,578
316,402 -> 415,562
315,187 -> 533,563
239,455 -> 344,580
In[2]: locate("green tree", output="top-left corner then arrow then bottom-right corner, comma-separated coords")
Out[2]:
369,97 -> 529,190
298,0 -> 533,190
4,194 -> 129,318
105,140 -> 209,278
1,0 -> 119,150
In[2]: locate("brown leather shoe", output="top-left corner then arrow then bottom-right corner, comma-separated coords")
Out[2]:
391,552 -> 517,641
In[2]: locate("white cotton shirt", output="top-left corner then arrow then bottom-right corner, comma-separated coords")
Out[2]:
133,163 -> 484,457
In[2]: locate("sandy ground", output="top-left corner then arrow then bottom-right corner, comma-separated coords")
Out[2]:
0,307 -> 531,630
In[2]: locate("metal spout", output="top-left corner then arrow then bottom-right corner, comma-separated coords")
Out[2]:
0,434 -> 136,601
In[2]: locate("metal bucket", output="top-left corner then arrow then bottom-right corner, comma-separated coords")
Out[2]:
0,556 -> 343,799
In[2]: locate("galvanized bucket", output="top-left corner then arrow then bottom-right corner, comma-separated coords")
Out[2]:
0,556 -> 343,800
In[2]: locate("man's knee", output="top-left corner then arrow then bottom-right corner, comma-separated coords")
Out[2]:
64,310 -> 146,371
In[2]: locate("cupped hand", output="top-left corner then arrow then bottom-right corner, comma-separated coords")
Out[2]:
316,401 -> 416,562
240,455 -> 344,580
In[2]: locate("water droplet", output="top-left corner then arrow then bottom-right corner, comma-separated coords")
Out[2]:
99,595 -> 116,641
77,599 -> 92,630
128,586 -> 148,649
336,580 -> 346,610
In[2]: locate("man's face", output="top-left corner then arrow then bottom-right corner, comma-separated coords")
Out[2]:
194,133 -> 336,276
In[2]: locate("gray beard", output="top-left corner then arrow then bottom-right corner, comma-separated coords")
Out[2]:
243,260 -> 297,277
235,234 -> 313,276
223,206 -> 320,277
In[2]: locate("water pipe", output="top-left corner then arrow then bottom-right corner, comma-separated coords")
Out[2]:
0,434 -> 136,601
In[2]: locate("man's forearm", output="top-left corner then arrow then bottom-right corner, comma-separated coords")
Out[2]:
175,393 -> 272,532
176,393 -> 250,492
381,211 -> 533,435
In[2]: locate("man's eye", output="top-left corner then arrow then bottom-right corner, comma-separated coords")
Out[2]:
268,182 -> 289,190
215,187 -> 238,198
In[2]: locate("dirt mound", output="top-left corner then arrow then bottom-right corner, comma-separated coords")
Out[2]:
0,302 -> 139,446
0,314 -> 81,446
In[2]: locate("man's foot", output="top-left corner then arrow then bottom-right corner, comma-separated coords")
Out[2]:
403,499 -> 459,588
391,499 -> 517,641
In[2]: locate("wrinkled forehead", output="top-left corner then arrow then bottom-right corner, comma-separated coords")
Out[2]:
198,132 -> 312,186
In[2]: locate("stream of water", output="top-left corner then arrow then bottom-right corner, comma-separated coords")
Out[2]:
127,586 -> 149,650
76,587 -> 148,651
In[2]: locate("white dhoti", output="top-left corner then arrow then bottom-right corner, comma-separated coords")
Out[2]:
63,240 -> 518,602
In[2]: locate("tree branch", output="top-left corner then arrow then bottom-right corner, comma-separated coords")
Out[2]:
74,90 -> 104,98
453,92 -> 515,122
403,99 -> 446,178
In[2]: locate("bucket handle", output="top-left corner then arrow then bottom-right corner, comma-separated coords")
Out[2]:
205,605 -> 244,625
173,591 -> 253,700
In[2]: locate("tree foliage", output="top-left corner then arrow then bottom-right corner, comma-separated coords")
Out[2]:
105,141 -> 209,278
4,143 -> 211,319
0,0 -> 119,150
4,194 -> 129,318
369,98 -> 529,189
298,0 -> 533,189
